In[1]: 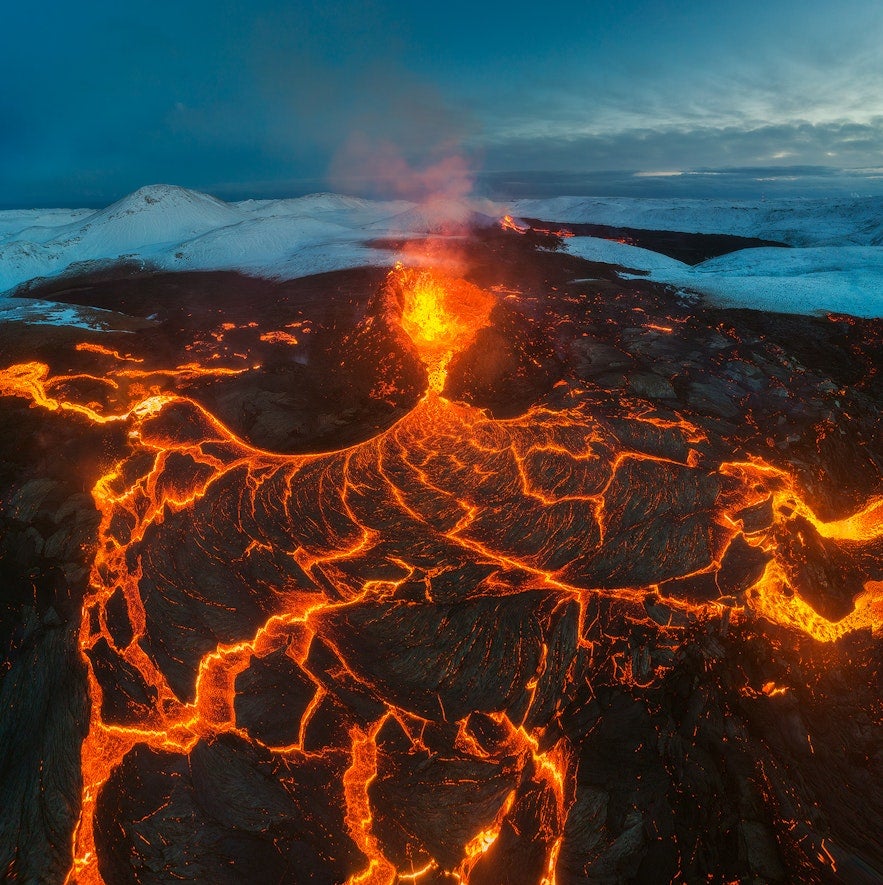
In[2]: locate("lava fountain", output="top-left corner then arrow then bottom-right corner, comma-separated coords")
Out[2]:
389,263 -> 494,392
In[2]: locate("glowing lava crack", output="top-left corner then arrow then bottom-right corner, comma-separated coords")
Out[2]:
0,265 -> 881,885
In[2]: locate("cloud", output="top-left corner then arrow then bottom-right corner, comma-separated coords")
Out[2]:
477,165 -> 883,200
480,118 -> 883,174
3,1 -> 883,205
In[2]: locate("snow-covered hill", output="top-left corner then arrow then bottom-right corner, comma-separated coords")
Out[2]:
538,196 -> 883,317
513,195 -> 883,248
0,185 -> 459,296
1,185 -> 882,320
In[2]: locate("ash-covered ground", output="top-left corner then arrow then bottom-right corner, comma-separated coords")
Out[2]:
0,221 -> 881,884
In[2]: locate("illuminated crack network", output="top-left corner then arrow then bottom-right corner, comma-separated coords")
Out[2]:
0,265 -> 880,885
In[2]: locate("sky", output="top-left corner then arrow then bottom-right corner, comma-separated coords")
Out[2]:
2,0 -> 883,206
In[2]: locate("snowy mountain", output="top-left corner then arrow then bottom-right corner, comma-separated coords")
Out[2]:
75,184 -> 246,249
0,185 -> 481,296
539,196 -> 883,317
0,207 -> 94,242
1,185 -> 882,320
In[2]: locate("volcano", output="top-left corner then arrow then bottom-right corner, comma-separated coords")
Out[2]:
0,218 -> 881,885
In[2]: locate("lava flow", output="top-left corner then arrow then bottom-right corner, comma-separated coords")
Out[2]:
1,262 -> 881,884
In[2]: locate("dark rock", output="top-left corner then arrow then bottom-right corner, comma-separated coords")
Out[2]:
4,478 -> 59,523
0,622 -> 88,883
95,738 -> 360,885
684,377 -> 741,418
233,647 -> 316,747
104,587 -> 134,649
569,338 -> 634,376
315,591 -> 562,723
716,534 -> 771,596
86,637 -> 157,724
628,372 -> 677,400
369,736 -> 518,870
734,496 -> 775,534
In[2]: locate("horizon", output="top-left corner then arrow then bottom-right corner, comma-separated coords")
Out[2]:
3,165 -> 883,211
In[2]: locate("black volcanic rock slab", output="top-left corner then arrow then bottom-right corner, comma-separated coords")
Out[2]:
716,534 -> 771,596
445,302 -> 564,416
569,458 -> 723,589
104,586 -> 134,649
96,737 -> 360,885
315,591 -> 571,723
368,716 -> 519,871
522,597 -> 590,735
776,516 -> 879,621
86,637 -> 157,725
0,618 -> 88,884
468,762 -> 566,885
233,647 -> 316,747
302,635 -> 389,726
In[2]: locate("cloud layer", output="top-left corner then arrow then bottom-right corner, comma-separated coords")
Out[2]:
2,1 -> 882,205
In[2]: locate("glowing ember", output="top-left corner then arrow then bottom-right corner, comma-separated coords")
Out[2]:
499,215 -> 574,238
259,330 -> 299,346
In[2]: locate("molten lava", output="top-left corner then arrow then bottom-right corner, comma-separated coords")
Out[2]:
393,264 -> 494,391
499,215 -> 574,239
0,264 -> 881,884
500,215 -> 529,234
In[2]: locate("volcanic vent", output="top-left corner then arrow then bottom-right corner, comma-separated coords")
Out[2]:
0,248 -> 881,884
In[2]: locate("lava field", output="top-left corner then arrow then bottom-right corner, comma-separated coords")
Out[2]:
0,224 -> 881,884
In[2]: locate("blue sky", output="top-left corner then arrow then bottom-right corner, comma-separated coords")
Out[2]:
2,0 -> 883,205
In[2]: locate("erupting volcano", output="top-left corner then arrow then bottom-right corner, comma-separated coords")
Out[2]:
1,229 -> 882,885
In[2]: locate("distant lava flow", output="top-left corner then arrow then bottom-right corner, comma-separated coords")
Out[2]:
0,264 -> 882,885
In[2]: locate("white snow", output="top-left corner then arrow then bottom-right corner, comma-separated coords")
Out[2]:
0,185 -> 451,297
562,234 -> 883,318
0,297 -> 153,333
1,185 -> 882,323
510,195 -> 883,247
536,196 -> 883,317
637,246 -> 883,318
564,237 -> 689,274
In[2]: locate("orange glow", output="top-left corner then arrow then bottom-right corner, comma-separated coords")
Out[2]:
343,720 -> 396,885
75,342 -> 145,363
259,330 -> 299,346
393,264 -> 494,391
500,214 -> 529,234
719,461 -> 883,642
456,789 -> 516,879
809,495 -> 883,542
